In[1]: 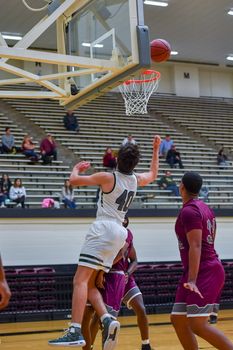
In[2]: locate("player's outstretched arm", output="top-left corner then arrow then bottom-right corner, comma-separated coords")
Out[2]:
69,161 -> 114,191
136,135 -> 161,187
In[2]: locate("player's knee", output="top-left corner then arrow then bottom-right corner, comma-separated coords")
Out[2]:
131,298 -> 146,317
137,304 -> 146,317
73,274 -> 87,288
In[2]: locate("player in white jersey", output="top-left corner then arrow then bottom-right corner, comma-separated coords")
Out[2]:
49,135 -> 161,349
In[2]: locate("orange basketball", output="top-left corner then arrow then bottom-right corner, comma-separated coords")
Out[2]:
150,39 -> 171,63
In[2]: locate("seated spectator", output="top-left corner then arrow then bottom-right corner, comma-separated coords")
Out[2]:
22,134 -> 39,162
217,147 -> 230,169
9,178 -> 26,208
61,180 -> 76,209
159,134 -> 173,158
158,170 -> 179,197
122,134 -> 137,146
63,110 -> 79,132
199,186 -> 209,202
102,147 -> 117,170
166,145 -> 184,169
0,174 -> 12,208
1,127 -> 21,154
40,133 -> 57,164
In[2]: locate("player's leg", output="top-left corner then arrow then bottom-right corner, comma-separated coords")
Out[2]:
48,266 -> 94,346
188,316 -> 233,350
96,271 -> 125,350
123,276 -> 153,350
88,271 -> 126,350
129,294 -> 152,350
171,277 -> 199,350
79,268 -> 121,350
170,314 -> 198,350
82,305 -> 95,350
89,312 -> 102,347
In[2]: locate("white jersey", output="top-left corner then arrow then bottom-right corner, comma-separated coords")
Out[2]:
96,170 -> 137,223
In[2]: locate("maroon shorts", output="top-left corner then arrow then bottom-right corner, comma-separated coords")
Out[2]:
171,259 -> 225,317
101,271 -> 126,317
101,273 -> 142,316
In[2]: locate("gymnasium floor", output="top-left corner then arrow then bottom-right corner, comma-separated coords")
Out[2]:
1,310 -> 233,350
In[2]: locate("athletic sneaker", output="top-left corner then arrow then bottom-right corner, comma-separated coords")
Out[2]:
48,326 -> 86,347
102,317 -> 120,350
141,344 -> 152,350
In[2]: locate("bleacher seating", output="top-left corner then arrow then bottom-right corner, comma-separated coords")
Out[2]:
0,92 -> 232,208
1,261 -> 233,321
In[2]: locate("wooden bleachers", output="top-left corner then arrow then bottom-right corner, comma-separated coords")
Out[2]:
1,92 -> 233,208
148,94 -> 233,153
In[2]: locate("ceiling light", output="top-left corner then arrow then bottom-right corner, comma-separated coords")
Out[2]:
144,1 -> 168,7
226,55 -> 233,61
227,9 -> 233,15
82,43 -> 104,48
171,51 -> 178,55
2,34 -> 22,41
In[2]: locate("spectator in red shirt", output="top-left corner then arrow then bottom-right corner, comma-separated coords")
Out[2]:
40,134 -> 57,164
102,147 -> 117,170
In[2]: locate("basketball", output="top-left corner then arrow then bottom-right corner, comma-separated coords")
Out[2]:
150,39 -> 171,63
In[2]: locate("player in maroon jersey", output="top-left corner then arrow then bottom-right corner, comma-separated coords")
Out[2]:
171,172 -> 233,350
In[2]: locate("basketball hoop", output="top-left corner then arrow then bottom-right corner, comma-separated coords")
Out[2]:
119,70 -> 161,116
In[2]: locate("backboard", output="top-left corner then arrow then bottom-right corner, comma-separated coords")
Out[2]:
64,0 -> 150,109
0,0 -> 150,109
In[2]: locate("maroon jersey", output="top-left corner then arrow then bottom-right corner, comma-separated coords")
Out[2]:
175,199 -> 218,272
111,229 -> 133,272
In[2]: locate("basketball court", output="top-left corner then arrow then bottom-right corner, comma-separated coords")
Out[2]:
1,311 -> 233,349
1,1 -> 233,350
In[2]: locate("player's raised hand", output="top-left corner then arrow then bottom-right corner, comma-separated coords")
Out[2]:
153,135 -> 161,150
183,281 -> 203,299
74,161 -> 91,173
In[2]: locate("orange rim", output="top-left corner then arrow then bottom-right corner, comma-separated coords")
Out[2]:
124,70 -> 161,85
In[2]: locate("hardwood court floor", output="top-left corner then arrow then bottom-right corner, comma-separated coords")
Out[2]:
1,310 -> 233,350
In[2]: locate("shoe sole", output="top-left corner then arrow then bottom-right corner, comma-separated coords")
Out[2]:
48,340 -> 86,347
103,320 -> 120,350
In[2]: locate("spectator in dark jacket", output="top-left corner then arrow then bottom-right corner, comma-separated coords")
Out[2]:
0,174 -> 12,207
63,110 -> 79,132
166,145 -> 184,169
40,134 -> 57,164
217,147 -> 230,169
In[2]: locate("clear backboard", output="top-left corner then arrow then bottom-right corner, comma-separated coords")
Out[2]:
0,0 -> 150,109
64,0 -> 150,109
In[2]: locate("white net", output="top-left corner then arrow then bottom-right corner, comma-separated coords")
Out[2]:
119,70 -> 160,116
